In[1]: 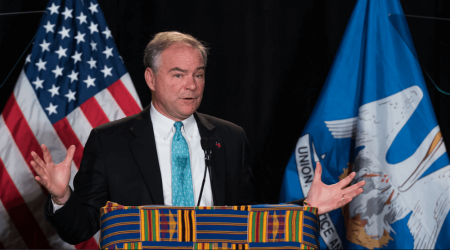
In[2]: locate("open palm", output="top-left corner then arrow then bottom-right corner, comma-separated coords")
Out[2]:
31,144 -> 75,201
305,162 -> 365,214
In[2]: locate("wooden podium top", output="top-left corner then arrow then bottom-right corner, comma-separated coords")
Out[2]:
100,201 -> 319,249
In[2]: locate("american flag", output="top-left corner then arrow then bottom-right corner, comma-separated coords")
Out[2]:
0,0 -> 142,248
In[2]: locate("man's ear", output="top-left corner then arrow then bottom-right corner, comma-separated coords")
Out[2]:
144,68 -> 156,91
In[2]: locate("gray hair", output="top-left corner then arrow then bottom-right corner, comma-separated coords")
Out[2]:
143,31 -> 209,74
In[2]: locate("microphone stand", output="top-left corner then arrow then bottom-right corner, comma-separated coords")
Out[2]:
197,150 -> 210,206
197,138 -> 218,206
208,137 -> 218,206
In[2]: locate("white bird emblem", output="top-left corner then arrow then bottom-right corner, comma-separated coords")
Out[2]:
325,85 -> 449,249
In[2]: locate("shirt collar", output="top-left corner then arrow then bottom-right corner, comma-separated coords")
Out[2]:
150,102 -> 198,138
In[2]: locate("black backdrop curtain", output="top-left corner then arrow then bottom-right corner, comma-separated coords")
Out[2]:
1,0 -> 449,204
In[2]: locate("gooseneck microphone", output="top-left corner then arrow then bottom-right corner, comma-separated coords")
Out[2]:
197,138 -> 211,206
197,137 -> 218,206
208,137 -> 218,206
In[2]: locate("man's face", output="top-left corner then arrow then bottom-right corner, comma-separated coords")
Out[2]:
145,43 -> 205,121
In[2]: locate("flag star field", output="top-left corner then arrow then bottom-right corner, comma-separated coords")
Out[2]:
25,0 -> 128,124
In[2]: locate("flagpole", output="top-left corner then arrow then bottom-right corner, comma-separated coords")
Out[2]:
0,10 -> 48,89
402,14 -> 450,21
0,10 -> 47,16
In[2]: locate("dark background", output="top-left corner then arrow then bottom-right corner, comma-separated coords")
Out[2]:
1,0 -> 449,204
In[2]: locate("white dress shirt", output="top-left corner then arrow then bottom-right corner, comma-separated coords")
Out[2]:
53,102 -> 213,212
150,102 -> 213,206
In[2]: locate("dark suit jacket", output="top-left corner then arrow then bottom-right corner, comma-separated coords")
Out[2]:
45,105 -> 255,244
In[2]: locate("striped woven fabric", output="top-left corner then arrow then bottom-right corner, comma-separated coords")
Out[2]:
100,202 -> 319,249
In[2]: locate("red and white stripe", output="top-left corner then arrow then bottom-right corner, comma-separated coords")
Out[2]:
0,70 -> 142,248
0,199 -> 27,249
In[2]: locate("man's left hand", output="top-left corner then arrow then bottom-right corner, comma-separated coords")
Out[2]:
305,162 -> 365,215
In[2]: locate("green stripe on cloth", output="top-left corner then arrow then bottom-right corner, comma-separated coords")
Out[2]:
151,210 -> 156,241
143,210 -> 148,241
251,212 -> 257,242
289,211 -> 294,241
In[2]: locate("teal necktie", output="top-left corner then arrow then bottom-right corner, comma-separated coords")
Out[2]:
171,121 -> 195,206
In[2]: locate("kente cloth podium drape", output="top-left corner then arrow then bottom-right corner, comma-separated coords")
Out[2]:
100,201 -> 319,249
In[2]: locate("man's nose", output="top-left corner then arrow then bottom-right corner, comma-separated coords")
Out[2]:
185,76 -> 197,90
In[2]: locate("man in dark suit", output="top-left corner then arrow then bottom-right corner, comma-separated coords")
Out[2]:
31,31 -> 365,244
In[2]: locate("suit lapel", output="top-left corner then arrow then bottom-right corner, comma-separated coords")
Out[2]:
194,112 -> 226,206
129,105 -> 164,205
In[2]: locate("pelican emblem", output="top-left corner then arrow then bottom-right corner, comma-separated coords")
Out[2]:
325,86 -> 450,249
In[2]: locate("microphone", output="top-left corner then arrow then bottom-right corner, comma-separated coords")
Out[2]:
201,137 -> 209,152
197,137 -> 211,206
207,137 -> 218,206
201,137 -> 213,157
208,137 -> 216,151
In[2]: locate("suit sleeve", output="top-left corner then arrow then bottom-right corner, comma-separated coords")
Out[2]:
45,128 -> 108,244
238,128 -> 255,205
287,198 -> 306,205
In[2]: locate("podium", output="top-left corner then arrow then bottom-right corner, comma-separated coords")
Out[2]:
99,202 -> 319,249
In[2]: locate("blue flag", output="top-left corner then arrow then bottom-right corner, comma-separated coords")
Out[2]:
279,0 -> 450,249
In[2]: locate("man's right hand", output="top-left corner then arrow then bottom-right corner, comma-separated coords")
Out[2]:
31,144 -> 75,204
